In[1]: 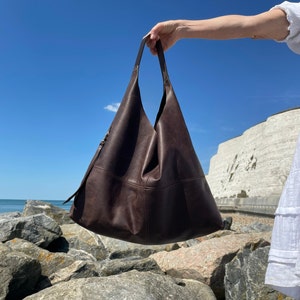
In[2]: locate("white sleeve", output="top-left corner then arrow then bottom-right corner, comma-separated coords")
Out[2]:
271,1 -> 300,54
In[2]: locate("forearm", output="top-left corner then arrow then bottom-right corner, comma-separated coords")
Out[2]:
175,16 -> 255,40
147,8 -> 290,54
175,9 -> 289,41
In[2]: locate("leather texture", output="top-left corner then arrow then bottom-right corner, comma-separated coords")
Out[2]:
67,37 -> 223,245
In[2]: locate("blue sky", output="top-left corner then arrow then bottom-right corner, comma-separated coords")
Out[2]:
1,0 -> 299,200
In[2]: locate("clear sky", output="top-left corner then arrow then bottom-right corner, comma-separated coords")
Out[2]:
1,0 -> 299,200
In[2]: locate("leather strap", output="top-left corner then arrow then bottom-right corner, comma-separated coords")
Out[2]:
134,36 -> 170,87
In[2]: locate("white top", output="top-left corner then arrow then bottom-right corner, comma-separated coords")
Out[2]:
265,134 -> 300,299
272,1 -> 300,54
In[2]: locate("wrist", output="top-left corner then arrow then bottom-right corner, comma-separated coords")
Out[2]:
176,20 -> 202,39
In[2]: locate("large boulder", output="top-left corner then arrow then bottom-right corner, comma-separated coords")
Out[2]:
23,200 -> 73,225
6,238 -> 77,277
59,223 -> 108,261
150,232 -> 271,299
5,238 -> 98,290
0,243 -> 41,300
0,213 -> 62,248
225,242 -> 293,300
24,270 -> 217,300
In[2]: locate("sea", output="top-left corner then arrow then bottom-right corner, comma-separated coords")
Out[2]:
0,199 -> 72,214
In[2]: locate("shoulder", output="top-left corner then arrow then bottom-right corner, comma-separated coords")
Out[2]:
271,2 -> 300,54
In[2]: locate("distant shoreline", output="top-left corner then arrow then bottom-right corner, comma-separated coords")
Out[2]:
0,199 -> 71,214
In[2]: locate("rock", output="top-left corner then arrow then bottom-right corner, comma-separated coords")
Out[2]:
1,200 -> 284,299
98,256 -> 161,276
240,221 -> 273,233
37,260 -> 99,290
0,211 -> 22,219
23,200 -> 73,225
0,214 -> 62,248
225,243 -> 293,300
6,238 -> 99,290
196,229 -> 233,243
23,270 -> 217,300
59,224 -> 108,261
178,238 -> 201,247
150,232 -> 271,299
100,235 -> 179,259
6,239 -> 75,277
65,248 -> 98,262
165,268 -> 206,282
0,243 -> 41,300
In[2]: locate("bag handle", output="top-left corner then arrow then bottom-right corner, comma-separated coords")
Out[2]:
134,36 -> 171,87
64,37 -> 170,204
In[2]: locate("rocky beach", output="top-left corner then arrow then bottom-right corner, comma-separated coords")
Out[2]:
0,199 -> 294,300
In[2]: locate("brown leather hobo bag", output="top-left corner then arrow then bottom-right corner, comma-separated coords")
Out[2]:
66,37 -> 223,245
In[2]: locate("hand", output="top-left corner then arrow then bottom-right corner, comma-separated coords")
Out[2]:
146,20 -> 181,55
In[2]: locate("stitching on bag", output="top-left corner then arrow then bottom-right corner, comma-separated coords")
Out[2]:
92,165 -> 205,190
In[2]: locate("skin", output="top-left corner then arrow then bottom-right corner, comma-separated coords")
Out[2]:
147,8 -> 290,55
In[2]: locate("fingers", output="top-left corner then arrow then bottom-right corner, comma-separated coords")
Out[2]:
146,21 -> 178,55
145,22 -> 167,55
146,31 -> 160,55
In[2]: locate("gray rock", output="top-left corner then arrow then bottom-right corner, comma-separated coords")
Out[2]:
6,238 -> 76,278
225,241 -> 292,300
1,198 -> 284,300
165,268 -> 206,282
5,238 -> 99,290
240,221 -> 273,233
100,235 -> 179,259
23,200 -> 73,225
66,248 -> 98,262
24,270 -> 217,300
60,224 -> 108,261
0,243 -> 41,300
0,211 -> 22,219
37,260 -> 99,290
0,213 -> 62,248
98,256 -> 161,276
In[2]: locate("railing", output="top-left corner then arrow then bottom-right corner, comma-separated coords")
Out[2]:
215,196 -> 279,218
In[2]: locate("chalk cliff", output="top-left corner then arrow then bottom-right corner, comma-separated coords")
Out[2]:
206,107 -> 300,200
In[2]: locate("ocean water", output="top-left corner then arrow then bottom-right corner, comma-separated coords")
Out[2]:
0,199 -> 72,214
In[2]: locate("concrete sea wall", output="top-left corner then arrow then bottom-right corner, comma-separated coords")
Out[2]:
206,107 -> 300,214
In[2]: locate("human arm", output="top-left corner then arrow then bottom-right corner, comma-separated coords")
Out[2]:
147,9 -> 289,55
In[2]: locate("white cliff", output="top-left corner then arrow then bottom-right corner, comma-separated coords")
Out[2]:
206,107 -> 300,200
